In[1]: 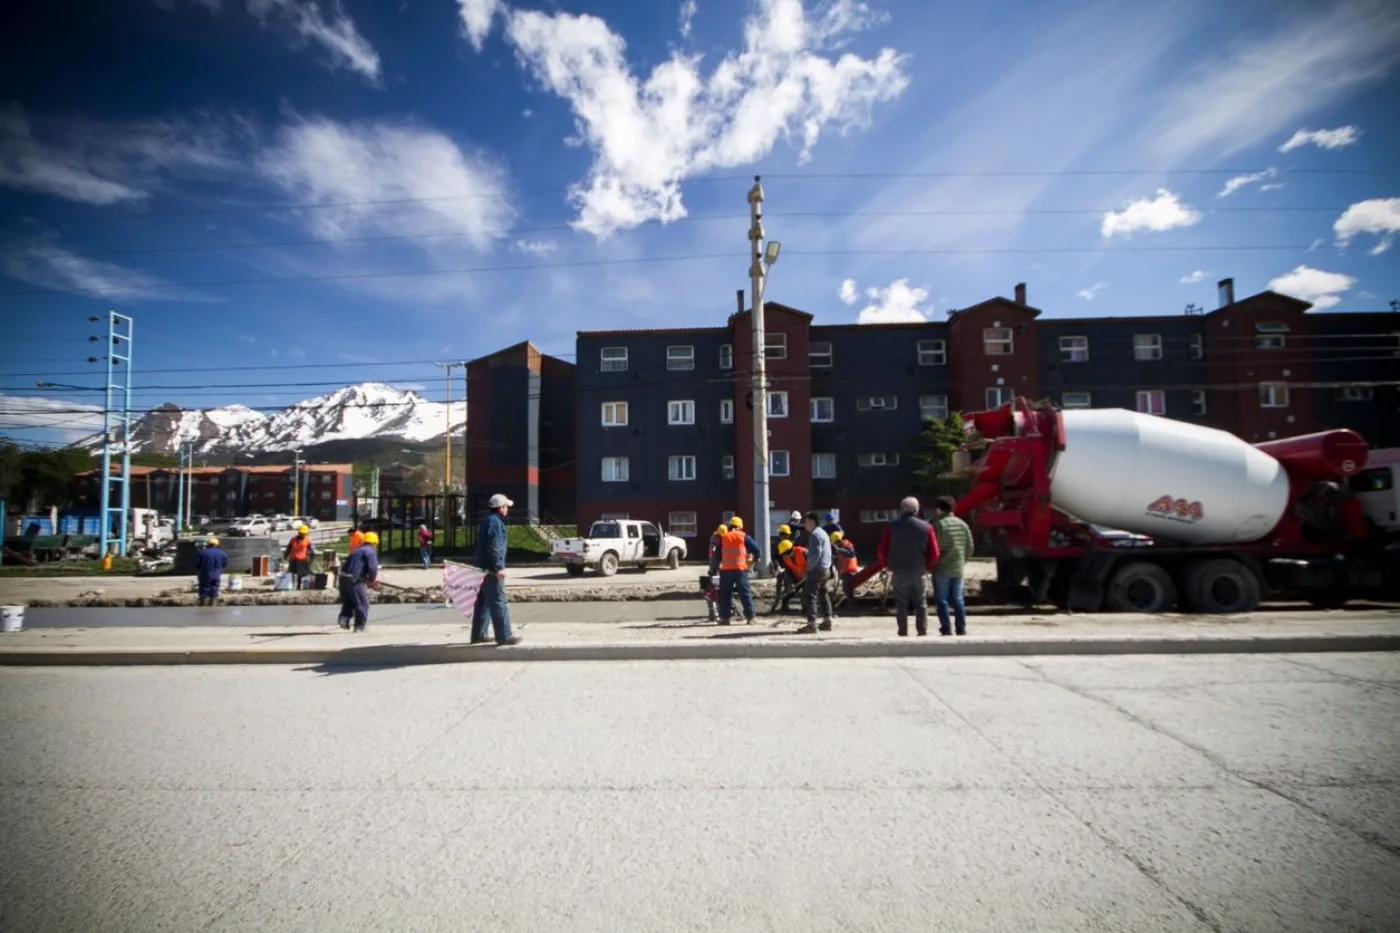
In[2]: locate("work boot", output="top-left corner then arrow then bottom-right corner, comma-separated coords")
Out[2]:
818,620 -> 832,632
717,618 -> 731,626
897,628 -> 908,637
916,629 -> 928,637
795,623 -> 818,634
353,624 -> 366,633
496,635 -> 523,646
338,618 -> 351,630
745,616 -> 755,625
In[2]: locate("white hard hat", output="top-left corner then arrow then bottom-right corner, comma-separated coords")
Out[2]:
489,494 -> 514,509
789,510 -> 802,521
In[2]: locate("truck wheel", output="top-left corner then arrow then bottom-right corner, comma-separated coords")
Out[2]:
598,552 -> 619,577
1184,559 -> 1261,614
565,563 -> 585,577
667,548 -> 681,570
1104,562 -> 1177,613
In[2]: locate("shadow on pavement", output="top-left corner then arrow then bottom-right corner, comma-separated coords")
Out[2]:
293,642 -> 502,675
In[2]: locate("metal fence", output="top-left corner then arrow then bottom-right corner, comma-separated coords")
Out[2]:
353,494 -> 476,561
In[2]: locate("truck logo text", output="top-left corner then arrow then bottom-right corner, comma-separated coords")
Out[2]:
1146,495 -> 1204,523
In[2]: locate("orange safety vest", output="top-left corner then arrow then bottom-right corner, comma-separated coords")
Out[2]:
781,545 -> 808,579
834,543 -> 857,575
287,535 -> 312,560
349,531 -> 364,551
719,529 -> 750,571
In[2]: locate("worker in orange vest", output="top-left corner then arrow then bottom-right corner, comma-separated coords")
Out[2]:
349,527 -> 365,552
831,531 -> 858,576
716,516 -> 761,625
776,538 -> 808,581
284,524 -> 316,590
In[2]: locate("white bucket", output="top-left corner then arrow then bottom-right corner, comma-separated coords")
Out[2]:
273,572 -> 295,592
227,576 -> 243,591
0,605 -> 24,634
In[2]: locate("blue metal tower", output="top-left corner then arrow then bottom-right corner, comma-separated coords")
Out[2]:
98,312 -> 135,558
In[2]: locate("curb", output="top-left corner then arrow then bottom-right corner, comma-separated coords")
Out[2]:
2,633 -> 1398,667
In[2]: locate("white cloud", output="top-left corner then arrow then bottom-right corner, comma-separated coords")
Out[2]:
1101,189 -> 1202,238
678,0 -> 697,38
856,278 -> 929,324
837,277 -> 858,304
521,108 -> 533,118
1179,269 -> 1209,284
0,105 -> 248,204
458,0 -> 503,51
1141,3 -> 1399,162
257,117 -> 514,253
2,240 -> 208,301
1333,198 -> 1400,254
1308,237 -> 1325,252
1268,264 -> 1356,310
1217,167 -> 1277,197
0,395 -> 106,440
1279,125 -> 1361,152
246,0 -> 381,81
1076,282 -> 1107,300
514,238 -> 559,255
502,0 -> 908,236
1259,183 -> 1285,192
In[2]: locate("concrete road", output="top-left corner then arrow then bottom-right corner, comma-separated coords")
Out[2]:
2,655 -> 1398,931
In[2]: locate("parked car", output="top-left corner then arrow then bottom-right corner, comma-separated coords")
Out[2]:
268,514 -> 294,531
292,516 -> 320,529
227,516 -> 272,537
552,519 -> 688,576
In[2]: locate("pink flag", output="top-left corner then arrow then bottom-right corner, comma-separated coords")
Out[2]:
443,561 -> 487,618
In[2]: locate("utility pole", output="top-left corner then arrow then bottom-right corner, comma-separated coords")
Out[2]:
435,362 -> 467,494
747,176 -> 773,575
291,447 -> 303,517
97,312 -> 134,558
176,444 -> 186,536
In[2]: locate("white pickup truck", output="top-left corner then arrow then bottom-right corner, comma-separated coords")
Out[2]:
552,519 -> 689,576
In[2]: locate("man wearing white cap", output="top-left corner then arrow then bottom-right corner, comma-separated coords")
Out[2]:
470,493 -> 522,646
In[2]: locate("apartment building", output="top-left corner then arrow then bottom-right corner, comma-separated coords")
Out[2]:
74,463 -> 354,520
530,280 -> 1400,542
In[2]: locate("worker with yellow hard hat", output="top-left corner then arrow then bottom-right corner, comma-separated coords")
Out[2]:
337,527 -> 381,631
194,535 -> 228,607
284,523 -> 316,590
716,515 -> 761,625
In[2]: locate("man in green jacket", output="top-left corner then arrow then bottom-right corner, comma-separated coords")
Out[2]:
932,495 -> 974,636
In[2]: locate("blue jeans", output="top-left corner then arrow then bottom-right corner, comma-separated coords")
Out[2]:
420,545 -> 432,569
470,572 -> 513,642
717,569 -> 755,622
933,575 -> 966,634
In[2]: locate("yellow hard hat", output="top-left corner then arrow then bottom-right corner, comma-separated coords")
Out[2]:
363,531 -> 380,546
715,525 -> 729,536
778,524 -> 792,536
728,516 -> 743,529
777,539 -> 793,555
207,537 -> 219,546
831,531 -> 844,543
298,524 -> 310,534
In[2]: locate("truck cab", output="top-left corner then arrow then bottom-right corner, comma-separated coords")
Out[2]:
551,519 -> 688,576
1350,449 -> 1399,535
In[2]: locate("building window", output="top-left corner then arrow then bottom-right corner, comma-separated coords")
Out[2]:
769,450 -> 790,477
983,327 -> 1013,355
985,387 -> 1012,408
859,509 -> 895,523
768,391 -> 789,418
1188,333 -> 1203,360
1059,336 -> 1089,362
1133,334 -> 1163,361
666,345 -> 695,371
602,457 -> 630,482
919,395 -> 948,421
857,452 -> 900,467
856,396 -> 898,411
811,397 -> 835,422
1339,385 -> 1374,402
812,452 -> 836,479
1192,390 -> 1208,415
1259,382 -> 1290,408
1255,322 -> 1289,349
601,347 -> 628,371
667,400 -> 696,425
1061,391 -> 1092,409
1136,390 -> 1166,415
602,401 -> 628,427
917,339 -> 947,366
719,344 -> 733,370
722,455 -> 735,479
809,342 -> 833,368
668,455 -> 697,481
668,511 -> 698,538
321,490 -> 331,499
720,399 -> 734,424
765,333 -> 787,359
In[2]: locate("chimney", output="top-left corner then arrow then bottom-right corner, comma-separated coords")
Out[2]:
1014,282 -> 1026,306
1217,277 -> 1235,309
736,289 -> 745,317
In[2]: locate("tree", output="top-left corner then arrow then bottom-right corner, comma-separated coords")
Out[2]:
909,412 -> 973,500
0,443 -> 95,512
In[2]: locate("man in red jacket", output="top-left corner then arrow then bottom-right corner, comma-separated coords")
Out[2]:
875,497 -> 941,636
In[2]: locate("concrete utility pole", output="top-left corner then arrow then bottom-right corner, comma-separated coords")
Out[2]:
291,447 -> 303,517
435,362 -> 467,494
747,176 -> 780,575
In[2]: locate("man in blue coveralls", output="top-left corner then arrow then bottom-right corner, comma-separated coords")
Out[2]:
471,493 -> 522,646
338,531 -> 380,632
194,536 -> 228,606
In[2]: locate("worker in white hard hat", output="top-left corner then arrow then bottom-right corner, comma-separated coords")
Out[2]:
284,523 -> 316,590
470,494 -> 522,646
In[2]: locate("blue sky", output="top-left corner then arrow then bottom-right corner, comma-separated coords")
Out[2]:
2,0 -> 1398,440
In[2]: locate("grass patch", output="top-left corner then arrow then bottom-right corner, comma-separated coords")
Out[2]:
0,558 -> 141,577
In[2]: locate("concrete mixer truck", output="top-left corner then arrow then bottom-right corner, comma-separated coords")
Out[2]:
949,397 -> 1396,614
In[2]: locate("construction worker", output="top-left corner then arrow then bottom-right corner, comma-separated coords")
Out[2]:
703,523 -> 727,622
194,536 -> 228,606
822,512 -> 844,538
284,524 -> 316,590
776,537 -> 808,581
768,523 -> 799,614
717,516 -> 761,625
338,531 -> 380,632
349,526 -> 365,552
786,510 -> 805,547
831,530 -> 859,611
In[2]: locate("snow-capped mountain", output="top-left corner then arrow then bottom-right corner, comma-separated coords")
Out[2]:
79,383 -> 465,455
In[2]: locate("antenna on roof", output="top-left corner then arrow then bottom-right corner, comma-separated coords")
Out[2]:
1184,303 -> 1203,316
